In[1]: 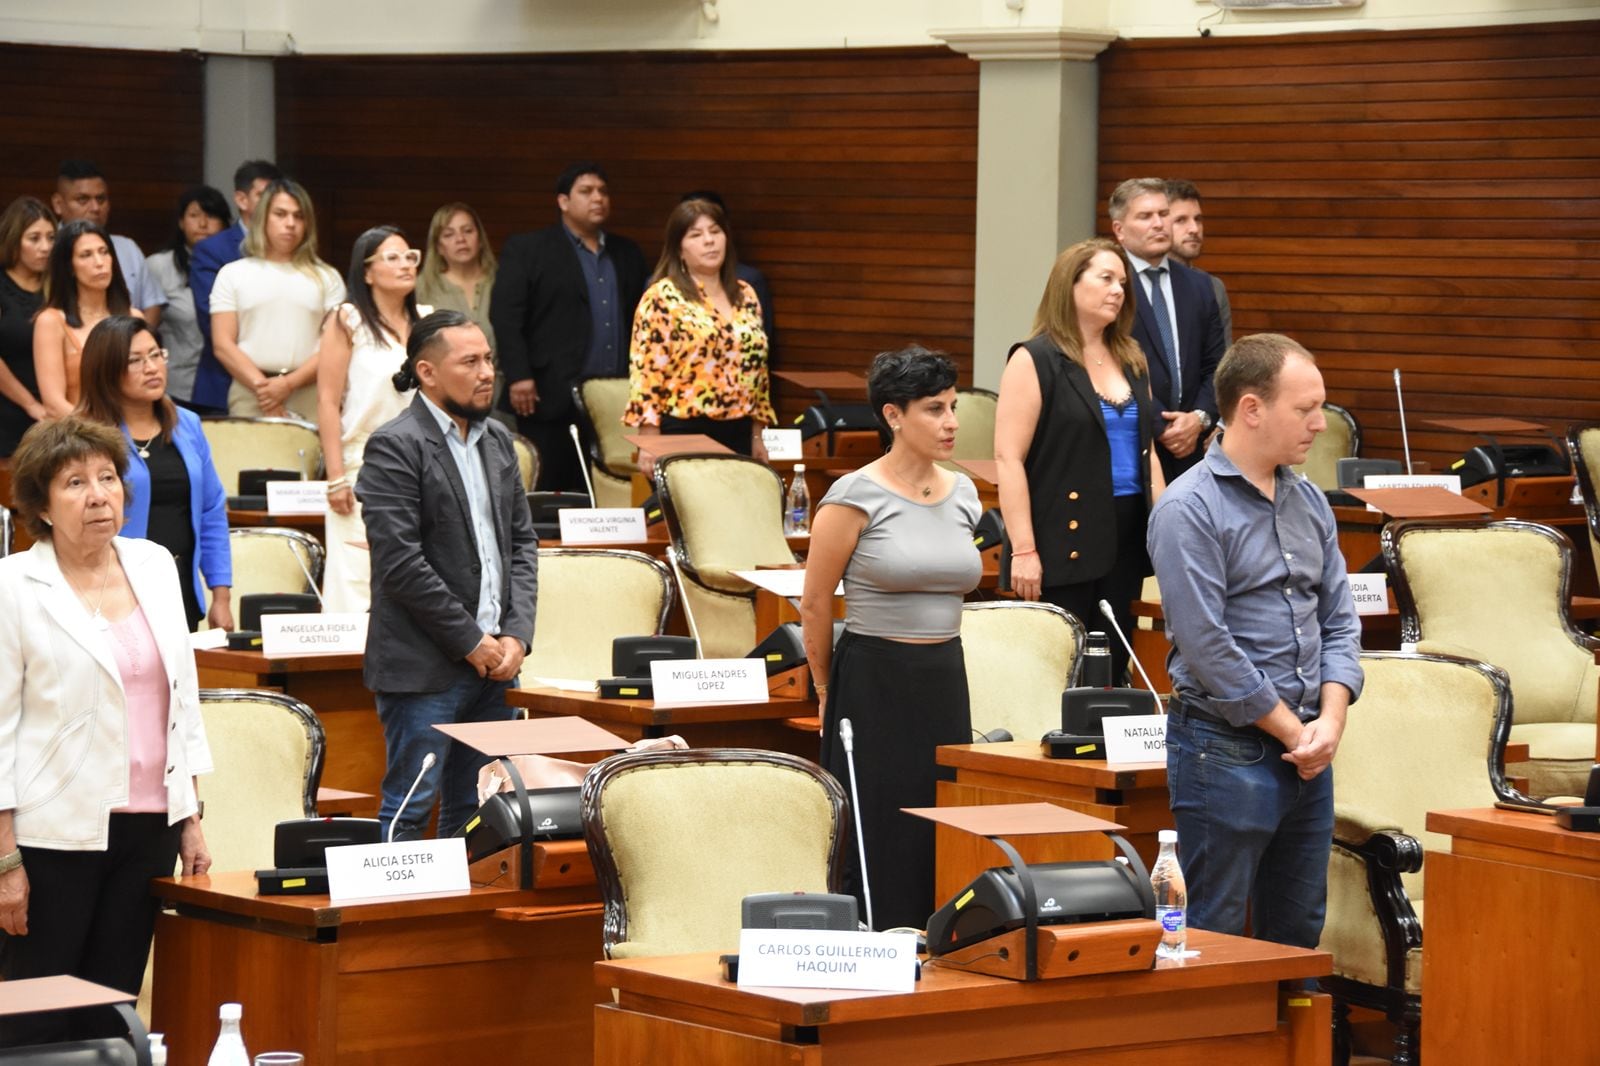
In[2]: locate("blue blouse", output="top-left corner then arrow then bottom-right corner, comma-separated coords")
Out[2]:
1099,396 -> 1142,497
120,407 -> 232,611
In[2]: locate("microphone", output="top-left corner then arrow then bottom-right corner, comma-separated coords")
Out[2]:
971,727 -> 1013,743
387,751 -> 437,844
664,550 -> 705,660
1097,600 -> 1162,712
837,718 -> 876,932
290,540 -> 325,608
568,423 -> 597,506
1393,368 -> 1413,476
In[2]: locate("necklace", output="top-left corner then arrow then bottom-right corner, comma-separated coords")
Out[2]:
888,463 -> 937,498
131,433 -> 157,459
65,552 -> 114,630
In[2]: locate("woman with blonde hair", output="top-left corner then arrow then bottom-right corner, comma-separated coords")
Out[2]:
995,236 -> 1165,685
208,179 -> 344,422
417,202 -> 496,349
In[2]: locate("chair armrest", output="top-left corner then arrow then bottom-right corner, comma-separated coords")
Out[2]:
1333,828 -> 1425,992
1333,805 -> 1405,850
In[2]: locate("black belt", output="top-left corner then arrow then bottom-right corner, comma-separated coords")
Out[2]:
1171,697 -> 1314,731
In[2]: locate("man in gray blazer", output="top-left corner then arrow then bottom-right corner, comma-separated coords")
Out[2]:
357,310 -> 539,841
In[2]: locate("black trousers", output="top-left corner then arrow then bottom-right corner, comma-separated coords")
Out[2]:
819,632 -> 970,932
1042,495 -> 1148,687
0,813 -> 181,1046
659,414 -> 753,456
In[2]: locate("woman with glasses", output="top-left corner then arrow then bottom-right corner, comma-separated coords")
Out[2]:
76,315 -> 232,631
314,226 -> 425,612
209,179 -> 344,422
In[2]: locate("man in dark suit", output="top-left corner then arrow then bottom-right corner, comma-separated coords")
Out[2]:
1165,179 -> 1233,346
1111,177 -> 1227,482
491,162 -> 648,492
188,159 -> 283,411
357,310 -> 539,841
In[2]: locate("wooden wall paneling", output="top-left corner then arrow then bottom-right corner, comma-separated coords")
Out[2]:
0,44 -> 205,255
1097,20 -> 1600,472
275,48 -> 979,422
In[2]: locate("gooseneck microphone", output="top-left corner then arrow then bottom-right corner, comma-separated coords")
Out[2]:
1393,368 -> 1413,476
568,423 -> 597,506
1097,600 -> 1163,712
388,752 -> 438,844
837,718 -> 876,932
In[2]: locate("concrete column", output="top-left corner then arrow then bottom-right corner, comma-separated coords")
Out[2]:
931,28 -> 1115,388
203,55 -> 277,199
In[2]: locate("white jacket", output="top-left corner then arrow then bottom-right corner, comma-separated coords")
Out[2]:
0,537 -> 213,850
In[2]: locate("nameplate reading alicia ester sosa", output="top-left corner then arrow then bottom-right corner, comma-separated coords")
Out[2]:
325,838 -> 471,903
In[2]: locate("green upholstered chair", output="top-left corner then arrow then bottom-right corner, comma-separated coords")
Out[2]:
512,432 -> 540,492
1384,519 -> 1600,799
961,601 -> 1085,741
582,748 -> 847,959
574,377 -> 637,509
1319,651 -> 1522,1066
1567,421 -> 1600,592
951,387 -> 998,461
199,414 -> 321,494
197,689 -> 325,875
1292,402 -> 1360,491
524,548 -> 673,683
216,528 -> 324,629
655,453 -> 797,659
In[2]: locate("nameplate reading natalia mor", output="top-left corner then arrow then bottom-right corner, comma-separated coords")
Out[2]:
557,507 -> 647,544
266,480 -> 329,515
325,837 -> 470,903
649,658 -> 768,705
261,613 -> 368,656
1102,715 -> 1169,764
737,929 -> 918,992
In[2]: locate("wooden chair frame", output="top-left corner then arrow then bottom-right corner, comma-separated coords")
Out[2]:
198,688 -> 326,818
1566,421 -> 1600,557
571,378 -> 635,482
229,526 -> 327,591
961,599 -> 1088,687
535,547 -> 675,635
581,747 -> 848,957
654,452 -> 795,607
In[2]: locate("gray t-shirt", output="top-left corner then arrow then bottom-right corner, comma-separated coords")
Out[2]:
819,469 -> 983,640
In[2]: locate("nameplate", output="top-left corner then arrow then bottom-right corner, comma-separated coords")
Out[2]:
737,929 -> 918,992
1102,715 -> 1169,764
1362,474 -> 1460,512
325,837 -> 470,903
650,657 -> 768,705
762,428 -> 804,461
261,613 -> 368,656
1347,572 -> 1389,616
266,480 -> 329,515
557,507 -> 647,544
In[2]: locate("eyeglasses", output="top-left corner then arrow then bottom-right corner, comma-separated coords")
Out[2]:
126,349 -> 170,370
365,249 -> 422,268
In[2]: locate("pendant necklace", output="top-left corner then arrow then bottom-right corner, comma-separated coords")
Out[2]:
67,553 -> 114,630
131,434 -> 156,459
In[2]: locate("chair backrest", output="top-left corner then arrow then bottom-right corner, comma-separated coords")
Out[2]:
951,388 -> 998,461
582,748 -> 846,958
200,415 -> 321,494
1568,422 -> 1600,592
526,549 -> 673,682
1334,652 -> 1513,901
1292,402 -> 1360,490
1386,519 -> 1599,725
961,601 -> 1085,739
512,433 -> 540,492
575,377 -> 636,480
197,689 -> 324,874
656,454 -> 794,593
224,528 -> 325,620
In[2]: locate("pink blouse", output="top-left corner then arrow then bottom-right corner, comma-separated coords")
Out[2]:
108,607 -> 171,813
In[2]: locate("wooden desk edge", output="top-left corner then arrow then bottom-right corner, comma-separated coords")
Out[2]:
1425,807 -> 1600,861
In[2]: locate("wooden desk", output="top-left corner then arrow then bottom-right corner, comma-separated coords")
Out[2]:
508,685 -> 820,758
227,508 -> 326,540
1421,807 -> 1600,1064
935,742 -> 1170,901
594,931 -> 1332,1064
196,649 -> 381,815
152,870 -> 604,1066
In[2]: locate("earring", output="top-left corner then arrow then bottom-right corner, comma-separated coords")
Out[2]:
42,517 -> 52,527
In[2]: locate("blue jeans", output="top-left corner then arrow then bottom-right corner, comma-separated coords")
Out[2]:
375,675 -> 515,841
1165,710 -> 1333,949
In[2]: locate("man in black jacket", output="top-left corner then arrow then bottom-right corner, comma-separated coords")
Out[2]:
490,162 -> 648,492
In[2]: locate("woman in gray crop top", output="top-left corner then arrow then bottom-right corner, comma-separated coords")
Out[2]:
799,345 -> 981,932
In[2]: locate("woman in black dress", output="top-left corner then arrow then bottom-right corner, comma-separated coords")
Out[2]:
0,197 -> 55,456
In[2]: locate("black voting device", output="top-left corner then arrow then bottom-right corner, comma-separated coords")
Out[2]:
1043,632 -> 1157,759
459,787 -> 584,862
598,635 -> 699,699
256,817 -> 382,895
1555,764 -> 1600,833
228,468 -> 302,510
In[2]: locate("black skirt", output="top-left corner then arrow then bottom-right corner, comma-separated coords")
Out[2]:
818,631 -> 971,932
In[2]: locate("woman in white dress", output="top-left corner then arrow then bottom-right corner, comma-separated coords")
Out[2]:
209,180 -> 344,422
315,226 -> 424,612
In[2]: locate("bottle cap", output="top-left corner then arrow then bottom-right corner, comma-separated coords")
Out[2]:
794,463 -> 805,472
149,1034 -> 165,1047
219,1002 -> 242,1021
1158,829 -> 1178,845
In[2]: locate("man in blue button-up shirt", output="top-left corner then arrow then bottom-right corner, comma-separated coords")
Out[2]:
1147,332 -> 1362,949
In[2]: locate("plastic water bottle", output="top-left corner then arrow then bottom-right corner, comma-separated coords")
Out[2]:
784,464 -> 811,535
207,1003 -> 250,1066
1150,829 -> 1187,959
148,1033 -> 167,1066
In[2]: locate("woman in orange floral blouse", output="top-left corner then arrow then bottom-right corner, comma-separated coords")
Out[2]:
623,198 -> 774,472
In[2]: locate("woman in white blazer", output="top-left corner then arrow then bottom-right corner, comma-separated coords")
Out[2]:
0,416 -> 212,1046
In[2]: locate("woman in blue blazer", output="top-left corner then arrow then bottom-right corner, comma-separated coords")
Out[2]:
75,315 -> 233,630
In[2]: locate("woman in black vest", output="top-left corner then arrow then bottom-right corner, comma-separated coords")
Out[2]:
995,237 -> 1165,685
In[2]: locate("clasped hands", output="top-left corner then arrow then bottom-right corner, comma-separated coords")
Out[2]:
1279,716 -> 1342,781
466,633 -> 526,681
1159,410 -> 1205,458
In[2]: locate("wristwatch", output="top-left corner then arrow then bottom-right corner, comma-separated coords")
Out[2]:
1195,410 -> 1214,431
